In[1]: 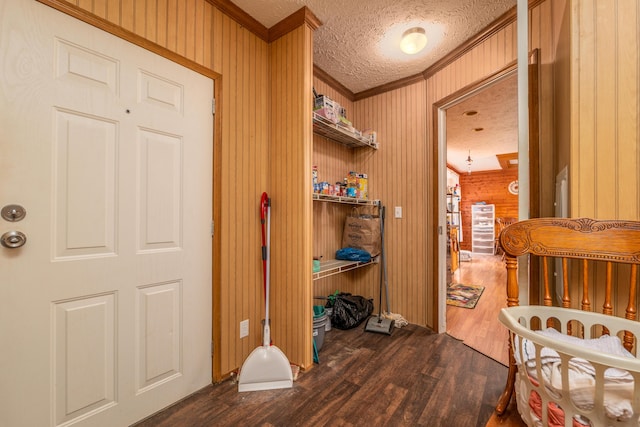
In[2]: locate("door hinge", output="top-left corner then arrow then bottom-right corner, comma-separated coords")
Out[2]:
211,340 -> 214,356
438,225 -> 443,235
210,220 -> 214,237
212,98 -> 216,115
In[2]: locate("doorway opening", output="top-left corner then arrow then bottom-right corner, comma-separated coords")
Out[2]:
437,65 -> 518,366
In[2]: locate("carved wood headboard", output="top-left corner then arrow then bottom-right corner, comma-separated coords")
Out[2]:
495,217 -> 640,416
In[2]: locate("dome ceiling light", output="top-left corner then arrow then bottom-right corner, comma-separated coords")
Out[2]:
400,27 -> 427,55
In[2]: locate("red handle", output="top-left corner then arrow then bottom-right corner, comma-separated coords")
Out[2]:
260,192 -> 269,297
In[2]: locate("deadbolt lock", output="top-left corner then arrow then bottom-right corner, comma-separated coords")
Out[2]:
1,204 -> 26,222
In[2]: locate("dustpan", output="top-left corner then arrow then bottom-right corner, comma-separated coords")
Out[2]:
237,343 -> 293,391
238,193 -> 293,392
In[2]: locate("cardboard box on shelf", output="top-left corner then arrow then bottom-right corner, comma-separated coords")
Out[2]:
345,171 -> 368,199
314,95 -> 337,111
357,173 -> 368,199
315,107 -> 339,124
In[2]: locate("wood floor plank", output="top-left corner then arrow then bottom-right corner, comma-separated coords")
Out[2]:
447,254 -> 510,366
134,323 -> 512,427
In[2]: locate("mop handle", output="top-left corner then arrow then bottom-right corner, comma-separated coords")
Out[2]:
263,194 -> 271,347
260,192 -> 268,298
377,205 -> 385,318
381,203 -> 390,313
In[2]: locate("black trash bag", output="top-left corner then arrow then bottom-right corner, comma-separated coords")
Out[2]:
330,293 -> 374,330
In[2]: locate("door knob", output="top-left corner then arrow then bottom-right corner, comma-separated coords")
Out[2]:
1,231 -> 27,249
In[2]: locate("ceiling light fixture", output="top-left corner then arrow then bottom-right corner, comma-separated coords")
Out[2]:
400,27 -> 427,55
462,110 -> 478,116
466,150 -> 473,175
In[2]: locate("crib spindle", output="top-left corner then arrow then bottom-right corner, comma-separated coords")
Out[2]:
542,257 -> 552,306
603,262 -> 614,315
624,264 -> 638,351
541,257 -> 556,329
561,257 -> 573,334
506,255 -> 519,308
602,262 -> 614,336
561,257 -> 570,308
581,259 -> 591,312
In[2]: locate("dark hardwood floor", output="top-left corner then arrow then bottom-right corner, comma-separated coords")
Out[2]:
135,323 -> 511,427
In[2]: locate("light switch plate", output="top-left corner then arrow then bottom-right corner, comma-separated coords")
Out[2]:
394,206 -> 402,218
240,319 -> 249,338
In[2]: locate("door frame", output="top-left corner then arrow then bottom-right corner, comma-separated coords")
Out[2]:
433,49 -> 542,331
37,0 -> 224,381
432,62 -> 518,333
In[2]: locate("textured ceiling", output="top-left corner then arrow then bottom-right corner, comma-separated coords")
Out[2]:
231,0 -> 516,93
446,73 -> 518,173
230,0 -> 518,171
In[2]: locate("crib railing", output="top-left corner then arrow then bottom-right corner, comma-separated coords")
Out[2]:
495,217 -> 640,417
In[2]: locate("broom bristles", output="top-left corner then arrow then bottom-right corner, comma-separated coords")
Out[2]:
382,311 -> 408,328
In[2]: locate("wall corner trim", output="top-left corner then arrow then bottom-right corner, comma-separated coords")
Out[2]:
269,7 -> 322,42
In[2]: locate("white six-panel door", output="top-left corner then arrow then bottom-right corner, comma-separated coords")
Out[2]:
0,1 -> 213,426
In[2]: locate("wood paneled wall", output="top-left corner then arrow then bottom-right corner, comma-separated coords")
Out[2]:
569,0 -> 640,221
553,0 -> 640,320
269,24 -> 315,368
66,0 -> 216,63
353,82 -> 429,326
458,169 -> 519,251
215,11 -> 270,376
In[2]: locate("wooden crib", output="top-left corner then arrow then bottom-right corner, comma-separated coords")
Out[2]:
495,218 -> 640,426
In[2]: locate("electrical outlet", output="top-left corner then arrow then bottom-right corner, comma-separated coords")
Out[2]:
394,206 -> 402,218
240,319 -> 249,338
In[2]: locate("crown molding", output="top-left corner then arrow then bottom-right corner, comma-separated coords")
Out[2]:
353,73 -> 425,101
313,65 -> 355,101
207,2 -> 321,43
206,0 -> 268,41
421,1 -> 547,80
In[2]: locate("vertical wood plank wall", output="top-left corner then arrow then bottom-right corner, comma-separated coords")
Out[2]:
561,0 -> 640,319
60,0 -> 275,376
570,0 -> 640,221
214,12 -> 270,375
269,25 -> 315,368
353,83 -> 429,325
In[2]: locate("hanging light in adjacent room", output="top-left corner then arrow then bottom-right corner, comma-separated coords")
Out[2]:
466,150 -> 473,175
400,27 -> 427,54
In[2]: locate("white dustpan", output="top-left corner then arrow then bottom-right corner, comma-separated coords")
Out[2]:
237,329 -> 293,392
238,193 -> 293,392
